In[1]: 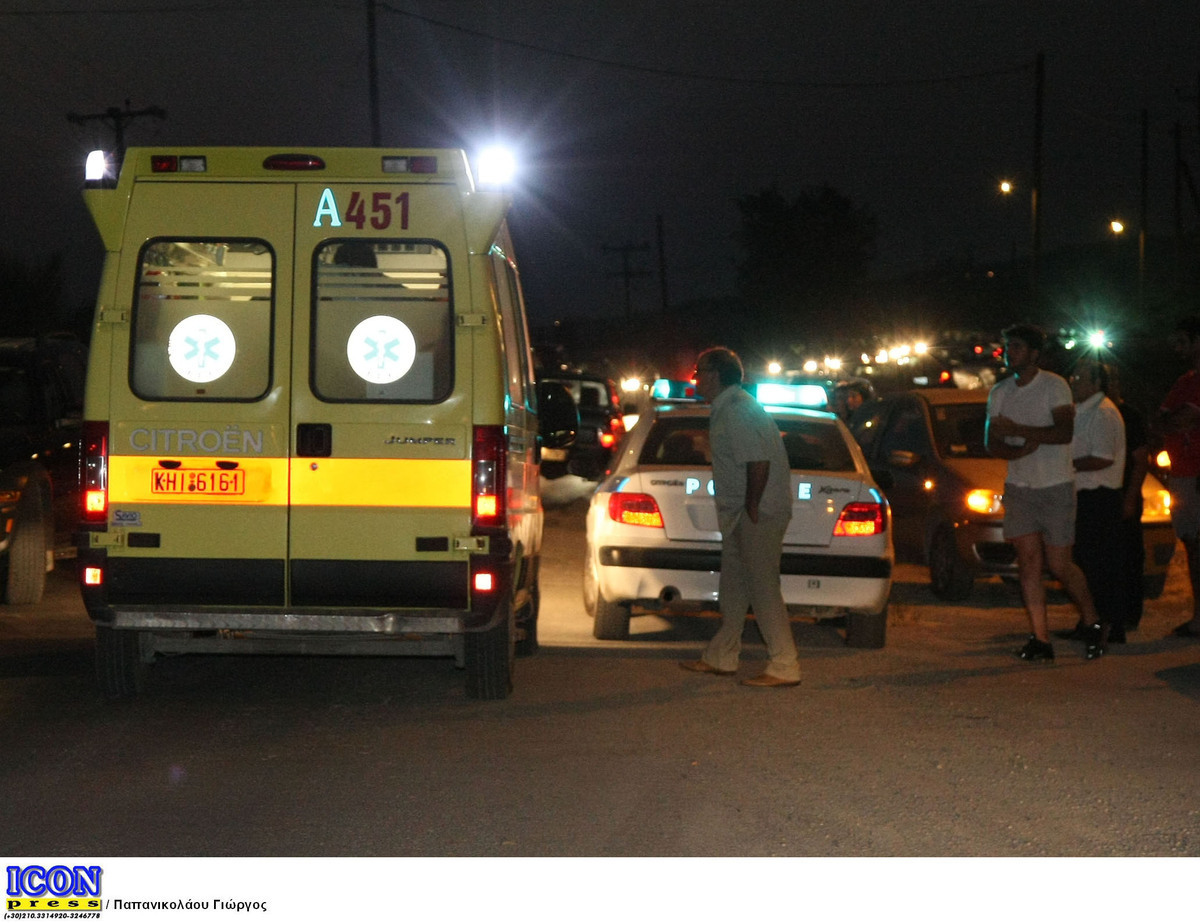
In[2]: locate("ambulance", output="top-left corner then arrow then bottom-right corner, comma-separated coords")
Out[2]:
77,147 -> 576,699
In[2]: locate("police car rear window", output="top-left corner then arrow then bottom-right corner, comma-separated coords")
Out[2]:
640,415 -> 856,472
310,240 -> 452,403
130,239 -> 274,401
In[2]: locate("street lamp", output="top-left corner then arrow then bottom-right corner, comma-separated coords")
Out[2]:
1110,219 -> 1125,235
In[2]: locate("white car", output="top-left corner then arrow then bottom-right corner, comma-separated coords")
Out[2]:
584,399 -> 894,647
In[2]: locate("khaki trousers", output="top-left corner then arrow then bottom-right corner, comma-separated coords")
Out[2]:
703,511 -> 801,681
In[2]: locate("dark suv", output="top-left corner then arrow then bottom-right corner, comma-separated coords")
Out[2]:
0,335 -> 86,603
537,373 -> 625,480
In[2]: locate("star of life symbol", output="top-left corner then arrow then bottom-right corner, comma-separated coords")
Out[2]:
168,314 -> 236,383
347,315 -> 417,384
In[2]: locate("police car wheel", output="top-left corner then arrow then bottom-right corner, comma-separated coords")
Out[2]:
846,605 -> 888,649
593,595 -> 631,641
4,499 -> 47,606
465,603 -> 515,700
95,626 -> 149,698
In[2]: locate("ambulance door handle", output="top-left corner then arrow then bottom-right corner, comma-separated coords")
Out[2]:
296,423 -> 332,457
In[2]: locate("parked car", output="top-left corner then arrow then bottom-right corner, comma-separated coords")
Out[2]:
537,373 -> 625,480
850,388 -> 1176,600
0,335 -> 87,603
584,399 -> 893,647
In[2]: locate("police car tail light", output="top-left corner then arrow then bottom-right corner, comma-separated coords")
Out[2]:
81,421 -> 109,526
472,425 -> 507,530
833,501 -> 886,537
608,493 -> 664,528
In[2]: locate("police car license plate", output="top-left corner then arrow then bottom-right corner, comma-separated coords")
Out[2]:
151,469 -> 246,496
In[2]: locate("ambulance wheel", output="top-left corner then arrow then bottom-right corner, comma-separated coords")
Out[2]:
515,584 -> 539,657
846,604 -> 888,649
593,595 -> 631,641
95,626 -> 149,698
5,498 -> 47,605
465,603 -> 514,700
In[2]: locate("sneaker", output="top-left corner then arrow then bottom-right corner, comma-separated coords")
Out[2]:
1018,636 -> 1055,661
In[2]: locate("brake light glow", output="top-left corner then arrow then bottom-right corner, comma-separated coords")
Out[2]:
472,425 -> 507,530
608,492 -> 664,528
833,501 -> 886,537
81,421 -> 109,526
84,567 -> 103,586
474,571 -> 495,592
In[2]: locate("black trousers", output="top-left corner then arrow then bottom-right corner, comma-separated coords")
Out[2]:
1073,487 -> 1128,629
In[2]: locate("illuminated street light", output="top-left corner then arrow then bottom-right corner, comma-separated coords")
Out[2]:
767,361 -> 782,375
999,180 -> 1014,194
1110,220 -> 1125,235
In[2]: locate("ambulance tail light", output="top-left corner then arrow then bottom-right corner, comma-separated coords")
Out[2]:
472,425 -> 507,531
833,500 -> 887,537
150,155 -> 207,173
81,421 -> 109,528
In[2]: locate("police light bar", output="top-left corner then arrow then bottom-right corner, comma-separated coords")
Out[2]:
382,155 -> 438,174
754,382 -> 828,408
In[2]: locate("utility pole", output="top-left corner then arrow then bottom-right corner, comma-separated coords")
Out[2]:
67,100 -> 166,163
1030,52 -> 1044,311
603,242 -> 650,321
656,214 -> 670,314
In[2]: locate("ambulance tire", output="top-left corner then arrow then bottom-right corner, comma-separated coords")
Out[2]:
465,603 -> 515,700
846,604 -> 888,649
4,498 -> 47,606
515,584 -> 539,658
95,626 -> 149,698
592,595 -> 631,641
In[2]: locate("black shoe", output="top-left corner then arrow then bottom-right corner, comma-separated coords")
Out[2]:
1018,636 -> 1055,661
1085,642 -> 1106,660
1054,622 -> 1089,641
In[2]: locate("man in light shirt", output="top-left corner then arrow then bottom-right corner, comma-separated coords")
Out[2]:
1065,357 -> 1126,659
986,323 -> 1099,662
679,346 -> 801,687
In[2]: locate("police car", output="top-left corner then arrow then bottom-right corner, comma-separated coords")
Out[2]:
583,398 -> 894,647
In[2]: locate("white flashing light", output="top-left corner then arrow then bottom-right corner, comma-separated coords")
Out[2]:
621,377 -> 642,393
85,150 -> 109,182
1088,330 -> 1108,349
803,359 -> 818,373
825,357 -> 841,371
914,341 -> 928,354
476,146 -> 516,187
767,361 -> 782,375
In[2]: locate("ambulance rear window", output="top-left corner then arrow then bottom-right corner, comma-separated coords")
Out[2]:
311,240 -> 452,403
130,240 -> 274,401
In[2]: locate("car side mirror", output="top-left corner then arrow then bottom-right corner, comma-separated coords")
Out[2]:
537,381 -> 578,450
887,449 -> 920,469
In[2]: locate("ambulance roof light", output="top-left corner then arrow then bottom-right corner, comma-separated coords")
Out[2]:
476,145 -> 516,188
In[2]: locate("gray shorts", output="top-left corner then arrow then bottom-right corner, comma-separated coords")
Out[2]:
1003,481 -> 1076,546
1169,474 -> 1200,540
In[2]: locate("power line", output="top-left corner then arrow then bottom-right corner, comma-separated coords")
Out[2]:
377,1 -> 1033,90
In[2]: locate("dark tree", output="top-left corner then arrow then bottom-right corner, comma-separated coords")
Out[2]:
734,185 -> 877,333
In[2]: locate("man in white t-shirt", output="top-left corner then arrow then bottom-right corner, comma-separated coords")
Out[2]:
986,324 -> 1099,662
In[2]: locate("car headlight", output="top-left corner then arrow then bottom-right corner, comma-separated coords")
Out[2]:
965,489 -> 1003,515
1142,487 -> 1172,523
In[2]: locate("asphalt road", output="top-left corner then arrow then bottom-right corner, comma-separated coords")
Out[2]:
3,479 -> 1200,861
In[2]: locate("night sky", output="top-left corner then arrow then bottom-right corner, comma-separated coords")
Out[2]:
2,0 -> 1198,325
